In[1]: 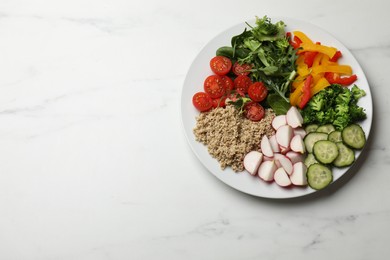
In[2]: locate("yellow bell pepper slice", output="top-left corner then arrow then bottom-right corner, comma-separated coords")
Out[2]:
296,54 -> 305,66
320,54 -> 331,65
297,64 -> 310,77
299,42 -> 337,58
290,30 -> 356,108
292,31 -> 314,45
312,52 -> 323,68
290,81 -> 304,106
312,64 -> 352,75
311,78 -> 330,96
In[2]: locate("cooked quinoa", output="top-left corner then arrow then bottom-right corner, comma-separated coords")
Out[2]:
193,105 -> 275,172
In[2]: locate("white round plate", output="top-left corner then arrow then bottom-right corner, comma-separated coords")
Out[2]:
181,17 -> 372,199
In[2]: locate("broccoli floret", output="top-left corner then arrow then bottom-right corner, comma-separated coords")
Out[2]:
336,88 -> 352,105
324,108 -> 336,123
351,84 -> 366,101
324,86 -> 335,97
309,93 -> 326,111
335,103 -> 349,116
333,116 -> 351,130
325,84 -> 342,97
314,111 -> 325,123
350,103 -> 367,121
302,107 -> 315,124
302,84 -> 366,130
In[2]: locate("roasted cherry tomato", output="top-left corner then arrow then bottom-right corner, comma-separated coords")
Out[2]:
192,92 -> 213,112
244,102 -> 265,121
220,75 -> 234,93
248,82 -> 268,102
234,75 -> 252,94
204,75 -> 225,98
232,62 -> 252,76
211,96 -> 226,108
210,56 -> 232,76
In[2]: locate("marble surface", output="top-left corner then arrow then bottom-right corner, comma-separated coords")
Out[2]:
0,0 -> 389,259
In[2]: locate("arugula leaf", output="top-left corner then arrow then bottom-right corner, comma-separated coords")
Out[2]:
227,97 -> 252,114
249,16 -> 286,42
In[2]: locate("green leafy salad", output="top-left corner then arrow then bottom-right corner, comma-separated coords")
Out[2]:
216,16 -> 297,113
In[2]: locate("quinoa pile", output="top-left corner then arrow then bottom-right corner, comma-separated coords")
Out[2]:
193,105 -> 275,172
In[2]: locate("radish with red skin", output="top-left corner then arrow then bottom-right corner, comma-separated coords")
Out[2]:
274,167 -> 292,187
260,135 -> 274,157
243,151 -> 263,175
271,115 -> 287,130
274,153 -> 293,175
290,134 -> 306,154
263,156 -> 273,162
286,151 -> 304,164
293,128 -> 306,139
280,145 -> 291,154
269,135 -> 280,153
274,158 -> 281,168
290,162 -> 308,186
286,106 -> 303,128
258,160 -> 277,182
276,125 -> 294,148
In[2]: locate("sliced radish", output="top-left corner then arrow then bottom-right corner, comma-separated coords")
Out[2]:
293,127 -> 306,139
274,153 -> 293,175
274,157 -> 281,168
275,125 -> 293,148
243,151 -> 263,175
290,134 -> 306,154
271,115 -> 287,130
260,135 -> 274,157
290,162 -> 308,186
263,156 -> 273,162
286,151 -> 304,164
286,106 -> 303,128
280,145 -> 291,154
258,160 -> 277,182
269,135 -> 280,153
274,167 -> 292,187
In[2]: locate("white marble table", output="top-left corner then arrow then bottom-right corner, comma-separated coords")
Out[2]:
0,0 -> 389,259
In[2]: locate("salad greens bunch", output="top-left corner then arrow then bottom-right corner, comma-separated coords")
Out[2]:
216,16 -> 297,113
301,84 -> 366,130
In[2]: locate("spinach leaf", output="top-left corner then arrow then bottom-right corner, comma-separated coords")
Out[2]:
267,94 -> 291,115
216,46 -> 234,59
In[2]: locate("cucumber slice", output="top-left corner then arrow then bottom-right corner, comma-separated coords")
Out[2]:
304,153 -> 318,168
307,163 -> 333,190
342,124 -> 366,149
328,130 -> 342,142
317,124 -> 336,134
333,142 -> 355,167
305,124 -> 319,133
313,140 -> 339,164
304,132 -> 328,153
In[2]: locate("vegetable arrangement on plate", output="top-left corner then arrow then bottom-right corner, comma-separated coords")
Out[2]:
191,16 -> 367,191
